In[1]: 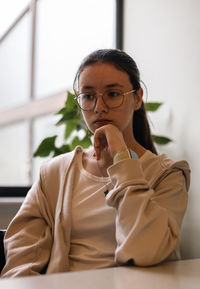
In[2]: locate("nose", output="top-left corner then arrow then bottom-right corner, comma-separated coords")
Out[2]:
94,94 -> 109,113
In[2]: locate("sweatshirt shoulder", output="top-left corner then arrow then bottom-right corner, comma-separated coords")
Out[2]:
40,146 -> 83,178
141,150 -> 190,170
141,150 -> 190,189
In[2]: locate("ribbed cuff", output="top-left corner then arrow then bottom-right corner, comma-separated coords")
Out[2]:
113,150 -> 131,164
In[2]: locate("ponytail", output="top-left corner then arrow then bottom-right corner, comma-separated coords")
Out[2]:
133,101 -> 157,154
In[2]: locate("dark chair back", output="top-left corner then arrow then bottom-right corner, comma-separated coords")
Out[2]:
0,230 -> 6,273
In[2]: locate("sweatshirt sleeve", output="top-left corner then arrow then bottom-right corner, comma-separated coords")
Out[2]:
106,158 -> 189,267
1,175 -> 54,278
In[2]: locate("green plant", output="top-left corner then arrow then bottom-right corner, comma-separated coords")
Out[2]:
33,91 -> 172,158
144,102 -> 172,145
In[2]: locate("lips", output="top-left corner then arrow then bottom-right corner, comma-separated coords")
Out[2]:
93,119 -> 111,126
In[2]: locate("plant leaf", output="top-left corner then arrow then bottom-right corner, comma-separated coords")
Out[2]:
152,135 -> 173,145
53,144 -> 71,157
65,91 -> 77,111
145,102 -> 163,112
56,107 -> 66,115
33,136 -> 57,157
80,135 -> 93,148
71,135 -> 92,150
56,110 -> 78,125
56,91 -> 79,125
64,121 -> 77,139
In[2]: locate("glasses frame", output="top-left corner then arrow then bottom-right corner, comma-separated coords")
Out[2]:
74,89 -> 136,111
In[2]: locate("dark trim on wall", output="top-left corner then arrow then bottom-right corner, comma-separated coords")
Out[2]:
116,0 -> 124,50
0,187 -> 31,197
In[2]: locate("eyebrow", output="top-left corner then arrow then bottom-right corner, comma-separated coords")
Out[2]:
81,83 -> 124,90
105,83 -> 124,88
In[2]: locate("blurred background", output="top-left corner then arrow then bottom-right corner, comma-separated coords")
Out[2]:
0,0 -> 116,184
0,0 -> 200,259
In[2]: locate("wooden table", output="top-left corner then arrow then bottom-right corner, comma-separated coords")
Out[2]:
0,259 -> 200,289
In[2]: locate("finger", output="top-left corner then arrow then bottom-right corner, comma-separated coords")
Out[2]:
94,130 -> 108,159
94,140 -> 107,160
94,144 -> 101,160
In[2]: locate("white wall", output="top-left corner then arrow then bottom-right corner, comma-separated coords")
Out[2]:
124,0 -> 200,259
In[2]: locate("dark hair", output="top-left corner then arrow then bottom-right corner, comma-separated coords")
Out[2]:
73,49 -> 157,154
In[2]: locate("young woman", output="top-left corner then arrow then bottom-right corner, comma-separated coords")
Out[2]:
1,49 -> 190,278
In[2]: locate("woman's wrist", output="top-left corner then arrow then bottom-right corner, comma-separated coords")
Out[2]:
113,149 -> 139,164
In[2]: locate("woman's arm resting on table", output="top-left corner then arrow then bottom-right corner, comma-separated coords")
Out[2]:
106,159 -> 189,266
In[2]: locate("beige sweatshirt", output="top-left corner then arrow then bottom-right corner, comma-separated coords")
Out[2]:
1,147 -> 190,278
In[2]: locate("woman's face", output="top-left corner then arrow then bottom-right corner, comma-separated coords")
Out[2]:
78,62 -> 143,135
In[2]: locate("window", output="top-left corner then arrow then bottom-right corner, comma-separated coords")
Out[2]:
0,0 -> 123,189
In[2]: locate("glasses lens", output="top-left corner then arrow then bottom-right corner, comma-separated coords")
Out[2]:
77,93 -> 95,110
103,90 -> 123,108
77,90 -> 124,110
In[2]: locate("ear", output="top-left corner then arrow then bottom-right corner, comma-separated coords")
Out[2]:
134,88 -> 143,110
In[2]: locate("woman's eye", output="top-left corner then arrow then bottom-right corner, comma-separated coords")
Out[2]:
107,90 -> 121,98
81,93 -> 94,101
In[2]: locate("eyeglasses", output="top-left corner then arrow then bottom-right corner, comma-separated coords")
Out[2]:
74,89 -> 136,111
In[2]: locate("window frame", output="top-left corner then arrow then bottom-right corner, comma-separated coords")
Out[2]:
0,0 -> 124,197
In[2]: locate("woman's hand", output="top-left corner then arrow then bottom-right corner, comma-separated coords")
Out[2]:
93,124 -> 128,160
